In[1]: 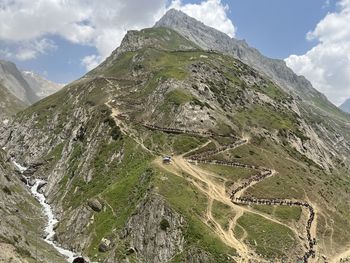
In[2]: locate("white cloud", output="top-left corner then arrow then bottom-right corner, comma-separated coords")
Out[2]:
169,0 -> 236,37
81,54 -> 102,71
285,0 -> 350,105
0,0 -> 236,71
16,38 -> 57,61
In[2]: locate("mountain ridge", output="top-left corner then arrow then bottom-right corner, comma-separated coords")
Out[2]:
1,12 -> 350,263
155,9 -> 343,118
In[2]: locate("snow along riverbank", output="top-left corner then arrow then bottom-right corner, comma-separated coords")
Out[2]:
13,160 -> 76,262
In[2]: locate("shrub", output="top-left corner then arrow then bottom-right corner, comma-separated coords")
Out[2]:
160,218 -> 170,231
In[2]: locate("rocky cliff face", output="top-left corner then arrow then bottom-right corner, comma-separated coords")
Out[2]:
22,71 -> 63,100
155,9 -> 338,112
0,60 -> 38,104
0,150 -> 67,263
0,61 -> 63,121
1,12 -> 350,263
0,84 -> 26,122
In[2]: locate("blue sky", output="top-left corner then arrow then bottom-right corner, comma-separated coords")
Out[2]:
227,0 -> 336,58
0,0 -> 333,83
2,0 -> 350,105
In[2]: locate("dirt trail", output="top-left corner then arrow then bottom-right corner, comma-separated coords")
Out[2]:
104,107 -> 319,262
106,101 -> 154,154
331,249 -> 350,263
156,130 -> 318,262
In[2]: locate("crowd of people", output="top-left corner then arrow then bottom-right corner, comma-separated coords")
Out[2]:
141,123 -> 317,262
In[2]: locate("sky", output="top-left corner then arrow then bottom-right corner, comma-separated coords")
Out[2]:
0,0 -> 349,105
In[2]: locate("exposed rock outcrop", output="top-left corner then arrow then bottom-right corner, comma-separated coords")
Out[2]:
122,195 -> 185,263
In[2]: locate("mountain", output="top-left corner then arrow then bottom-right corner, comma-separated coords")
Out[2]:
340,98 -> 350,113
0,149 -> 68,263
0,60 -> 63,121
0,83 -> 26,122
22,71 -> 63,100
0,60 -> 38,104
1,13 -> 350,263
155,9 -> 345,118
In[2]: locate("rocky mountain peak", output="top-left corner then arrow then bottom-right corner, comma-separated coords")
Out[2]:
155,8 -> 342,117
0,60 -> 38,104
21,70 -> 63,100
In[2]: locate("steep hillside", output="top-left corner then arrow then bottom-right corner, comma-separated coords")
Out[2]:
1,25 -> 350,263
155,9 -> 348,120
22,71 -> 63,100
0,83 -> 26,121
0,149 -> 67,263
0,60 -> 38,104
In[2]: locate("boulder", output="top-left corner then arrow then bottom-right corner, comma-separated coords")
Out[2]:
72,257 -> 86,263
99,238 -> 111,252
88,199 -> 103,212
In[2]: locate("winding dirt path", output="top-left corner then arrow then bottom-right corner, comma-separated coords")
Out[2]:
153,128 -> 317,262
105,104 -> 318,262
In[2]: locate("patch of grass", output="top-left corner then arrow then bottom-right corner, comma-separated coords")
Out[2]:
252,205 -> 301,222
199,164 -> 256,182
211,200 -> 235,231
172,134 -> 205,154
274,206 -> 302,221
233,225 -> 245,240
165,89 -> 193,106
155,168 -> 236,261
184,141 -> 217,157
237,212 -> 297,259
234,105 -> 296,132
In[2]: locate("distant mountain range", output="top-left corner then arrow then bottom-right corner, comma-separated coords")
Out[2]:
0,60 -> 63,120
340,98 -> 350,113
21,70 -> 64,100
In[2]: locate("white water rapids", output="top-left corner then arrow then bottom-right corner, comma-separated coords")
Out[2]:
13,160 -> 77,262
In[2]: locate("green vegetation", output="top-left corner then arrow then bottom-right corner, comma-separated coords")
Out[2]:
237,212 -> 297,259
165,89 -> 193,106
199,163 -> 256,182
274,206 -> 302,221
252,205 -> 302,222
211,200 -> 235,231
235,105 -> 296,132
172,134 -> 206,154
155,169 -> 236,261
160,218 -> 170,231
0,84 -> 26,116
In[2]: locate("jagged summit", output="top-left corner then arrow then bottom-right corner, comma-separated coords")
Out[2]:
155,8 -> 342,117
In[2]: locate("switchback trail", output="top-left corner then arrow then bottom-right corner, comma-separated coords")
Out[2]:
105,105 -> 318,262
148,125 -> 317,262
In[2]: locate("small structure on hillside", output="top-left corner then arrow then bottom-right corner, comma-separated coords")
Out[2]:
163,156 -> 172,164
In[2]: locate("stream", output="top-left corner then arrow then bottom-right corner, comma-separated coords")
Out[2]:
13,160 -> 77,263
